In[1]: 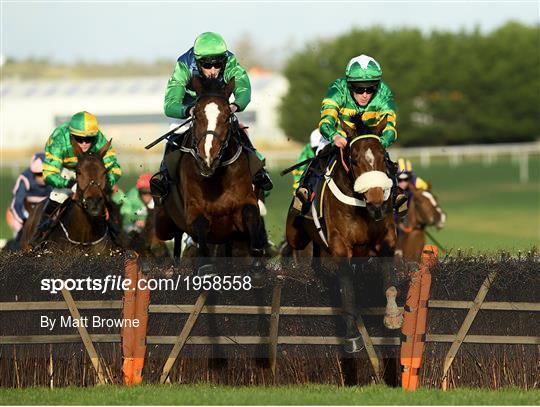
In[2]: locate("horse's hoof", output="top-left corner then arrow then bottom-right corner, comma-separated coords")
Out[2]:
344,337 -> 363,353
383,312 -> 404,330
251,269 -> 266,288
197,264 -> 216,277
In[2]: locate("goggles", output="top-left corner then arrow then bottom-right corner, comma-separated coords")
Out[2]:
350,84 -> 378,94
73,135 -> 96,144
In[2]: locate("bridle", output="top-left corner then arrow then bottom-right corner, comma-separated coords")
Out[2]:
189,93 -> 241,176
341,134 -> 392,202
74,154 -> 107,215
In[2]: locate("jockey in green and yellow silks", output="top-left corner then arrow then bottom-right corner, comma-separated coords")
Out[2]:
30,111 -> 122,246
293,55 -> 407,217
150,32 -> 272,204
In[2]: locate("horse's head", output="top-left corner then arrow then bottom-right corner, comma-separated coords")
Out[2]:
339,114 -> 393,221
71,137 -> 110,218
411,185 -> 447,229
191,75 -> 235,177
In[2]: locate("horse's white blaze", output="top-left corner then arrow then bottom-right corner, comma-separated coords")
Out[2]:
204,134 -> 213,166
204,103 -> 220,132
421,191 -> 438,208
365,148 -> 375,168
203,102 -> 220,166
354,170 -> 393,194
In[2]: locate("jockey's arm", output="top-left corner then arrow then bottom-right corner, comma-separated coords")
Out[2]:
224,55 -> 251,112
10,173 -> 30,223
43,130 -> 71,188
319,80 -> 346,143
96,132 -> 122,188
377,85 -> 398,149
414,176 -> 429,190
164,61 -> 192,119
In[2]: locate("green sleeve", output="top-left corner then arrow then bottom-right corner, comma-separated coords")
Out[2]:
292,143 -> 315,190
43,127 -> 69,188
95,131 -> 122,187
319,80 -> 345,142
164,61 -> 192,119
377,84 -> 398,148
224,55 -> 251,111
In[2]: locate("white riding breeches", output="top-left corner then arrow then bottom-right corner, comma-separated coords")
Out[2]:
316,137 -> 331,155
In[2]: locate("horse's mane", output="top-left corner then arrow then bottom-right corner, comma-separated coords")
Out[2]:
198,76 -> 227,96
349,113 -> 374,135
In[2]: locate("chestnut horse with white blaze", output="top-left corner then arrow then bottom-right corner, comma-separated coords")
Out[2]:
286,114 -> 402,353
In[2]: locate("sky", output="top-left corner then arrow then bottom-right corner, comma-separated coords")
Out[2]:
1,1 -> 539,65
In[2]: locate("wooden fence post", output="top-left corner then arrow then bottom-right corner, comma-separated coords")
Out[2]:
60,288 -> 107,385
441,270 -> 498,390
269,276 -> 284,378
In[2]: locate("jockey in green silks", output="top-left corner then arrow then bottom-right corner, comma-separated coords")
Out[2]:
150,32 -> 273,204
292,54 -> 407,217
30,111 -> 122,246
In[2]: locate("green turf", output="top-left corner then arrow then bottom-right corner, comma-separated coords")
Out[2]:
0,384 -> 538,405
1,156 -> 539,251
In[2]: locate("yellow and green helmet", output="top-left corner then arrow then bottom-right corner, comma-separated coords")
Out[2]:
345,54 -> 382,82
69,111 -> 99,137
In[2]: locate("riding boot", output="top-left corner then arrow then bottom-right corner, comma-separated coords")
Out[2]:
237,127 -> 273,192
150,134 -> 181,205
29,199 -> 61,247
292,155 -> 324,215
105,198 -> 124,246
384,152 -> 408,219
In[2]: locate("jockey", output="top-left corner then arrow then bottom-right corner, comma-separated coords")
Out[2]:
293,54 -> 407,216
30,111 -> 122,245
8,153 -> 52,236
150,31 -> 273,204
292,128 -> 321,191
396,158 -> 429,199
119,173 -> 155,234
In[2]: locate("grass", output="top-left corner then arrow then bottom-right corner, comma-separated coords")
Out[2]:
1,156 -> 539,251
0,384 -> 538,405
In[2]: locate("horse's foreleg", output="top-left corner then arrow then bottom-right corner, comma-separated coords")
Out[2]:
338,264 -> 362,353
241,204 -> 265,286
191,214 -> 213,275
380,239 -> 403,329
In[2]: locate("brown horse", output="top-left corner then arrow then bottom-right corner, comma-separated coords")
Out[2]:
154,76 -> 264,276
286,114 -> 402,352
21,139 -> 116,254
396,185 -> 446,262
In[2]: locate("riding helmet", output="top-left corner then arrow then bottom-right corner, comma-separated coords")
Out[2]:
69,111 -> 100,137
194,32 -> 228,60
345,54 -> 382,83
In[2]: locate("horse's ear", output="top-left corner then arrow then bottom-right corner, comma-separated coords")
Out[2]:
427,181 -> 432,191
97,138 -> 112,158
375,117 -> 388,135
339,118 -> 354,138
71,135 -> 84,156
191,75 -> 204,95
224,77 -> 235,98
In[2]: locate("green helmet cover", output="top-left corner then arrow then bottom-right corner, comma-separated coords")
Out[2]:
345,55 -> 382,82
194,32 -> 227,59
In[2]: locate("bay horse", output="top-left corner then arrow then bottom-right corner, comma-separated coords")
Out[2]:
286,114 -> 402,353
396,185 -> 446,262
21,139 -> 116,254
154,76 -> 264,276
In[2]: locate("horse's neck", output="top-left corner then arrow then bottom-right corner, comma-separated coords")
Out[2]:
61,201 -> 107,241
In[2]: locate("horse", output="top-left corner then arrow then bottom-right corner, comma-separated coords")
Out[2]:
396,185 -> 446,262
286,114 -> 402,353
154,76 -> 265,277
20,139 -> 117,254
